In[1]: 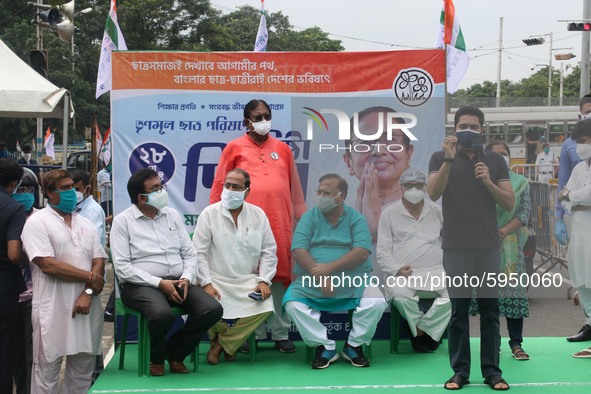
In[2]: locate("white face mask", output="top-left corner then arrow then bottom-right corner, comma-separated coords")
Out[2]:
403,188 -> 424,204
317,193 -> 341,213
576,143 -> 591,160
144,189 -> 169,210
221,188 -> 247,210
249,120 -> 272,136
581,113 -> 591,120
76,191 -> 85,204
22,153 -> 32,162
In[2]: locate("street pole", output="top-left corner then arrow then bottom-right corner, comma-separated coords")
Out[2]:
496,17 -> 503,108
36,0 -> 43,164
548,32 -> 553,106
582,0 -> 591,96
560,62 -> 565,106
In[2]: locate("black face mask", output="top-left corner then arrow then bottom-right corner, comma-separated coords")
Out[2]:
456,131 -> 482,150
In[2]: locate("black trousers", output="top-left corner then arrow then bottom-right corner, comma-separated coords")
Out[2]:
443,248 -> 502,380
14,299 -> 32,394
120,283 -> 223,364
0,293 -> 18,393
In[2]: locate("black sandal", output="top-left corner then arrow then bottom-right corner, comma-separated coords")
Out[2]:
484,375 -> 510,391
444,375 -> 470,390
511,347 -> 530,360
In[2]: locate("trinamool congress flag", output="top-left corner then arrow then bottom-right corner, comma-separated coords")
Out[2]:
43,127 -> 55,160
435,0 -> 469,93
254,0 -> 268,52
96,0 -> 127,98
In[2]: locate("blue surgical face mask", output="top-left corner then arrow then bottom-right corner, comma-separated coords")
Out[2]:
49,188 -> 77,213
12,193 -> 35,212
455,130 -> 482,149
543,147 -> 550,154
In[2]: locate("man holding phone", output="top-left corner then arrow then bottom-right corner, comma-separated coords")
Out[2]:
111,168 -> 223,376
193,169 -> 277,365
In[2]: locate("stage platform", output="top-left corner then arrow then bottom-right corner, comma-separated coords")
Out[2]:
90,337 -> 591,393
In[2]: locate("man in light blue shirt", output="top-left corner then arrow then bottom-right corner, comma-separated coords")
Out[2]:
71,169 -> 106,248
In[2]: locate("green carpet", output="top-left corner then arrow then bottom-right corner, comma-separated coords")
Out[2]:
90,338 -> 591,393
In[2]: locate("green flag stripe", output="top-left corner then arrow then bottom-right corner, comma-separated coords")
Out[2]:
105,16 -> 118,48
455,28 -> 466,51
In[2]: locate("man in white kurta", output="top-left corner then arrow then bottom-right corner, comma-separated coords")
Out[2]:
558,120 -> 591,355
376,168 -> 450,353
21,169 -> 106,394
193,169 -> 277,364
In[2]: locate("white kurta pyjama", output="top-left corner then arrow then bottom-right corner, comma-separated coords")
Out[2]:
376,199 -> 450,340
193,201 -> 277,319
21,207 -> 107,363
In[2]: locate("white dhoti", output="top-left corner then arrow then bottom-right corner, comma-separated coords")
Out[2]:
390,287 -> 451,341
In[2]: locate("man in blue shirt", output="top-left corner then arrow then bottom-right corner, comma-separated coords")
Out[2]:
283,173 -> 387,369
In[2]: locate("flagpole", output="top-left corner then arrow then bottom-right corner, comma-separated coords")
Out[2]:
91,113 -> 98,198
444,44 -> 449,125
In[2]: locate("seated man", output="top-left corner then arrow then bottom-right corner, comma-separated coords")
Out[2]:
376,168 -> 451,352
193,169 -> 277,364
111,168 -> 223,376
284,173 -> 387,369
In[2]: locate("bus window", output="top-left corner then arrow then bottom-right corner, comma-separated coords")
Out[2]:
488,123 -> 505,142
548,121 -> 566,143
507,122 -> 524,143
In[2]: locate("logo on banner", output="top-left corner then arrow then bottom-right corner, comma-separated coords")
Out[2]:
129,142 -> 176,184
393,68 -> 434,107
303,108 -> 418,152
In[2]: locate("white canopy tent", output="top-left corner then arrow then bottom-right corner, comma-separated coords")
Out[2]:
0,39 -> 74,167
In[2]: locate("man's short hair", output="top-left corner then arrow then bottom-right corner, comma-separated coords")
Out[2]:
42,169 -> 71,198
580,93 -> 591,111
22,144 -> 32,153
127,168 -> 159,204
318,173 -> 348,195
571,119 -> 591,141
69,168 -> 90,187
454,106 -> 485,128
485,141 -> 511,157
345,106 -> 410,153
0,158 -> 24,187
227,168 -> 251,188
244,99 -> 271,120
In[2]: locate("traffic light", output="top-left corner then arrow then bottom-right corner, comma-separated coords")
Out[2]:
30,49 -> 48,79
522,38 -> 545,46
568,22 -> 591,31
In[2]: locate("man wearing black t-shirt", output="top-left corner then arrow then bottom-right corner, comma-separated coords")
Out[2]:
427,106 -> 514,391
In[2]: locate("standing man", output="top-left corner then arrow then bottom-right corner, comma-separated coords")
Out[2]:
194,169 -> 277,364
71,169 -> 106,248
376,168 -> 450,353
554,95 -> 588,249
111,168 -> 222,376
534,143 -> 557,183
427,106 -> 514,390
0,159 -> 27,393
210,99 -> 306,353
21,169 -> 107,394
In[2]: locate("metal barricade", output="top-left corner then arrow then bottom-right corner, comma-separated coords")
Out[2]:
511,163 -> 559,183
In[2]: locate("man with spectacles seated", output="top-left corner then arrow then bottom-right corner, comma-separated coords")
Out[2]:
376,168 -> 450,353
283,174 -> 387,369
210,99 -> 306,354
193,169 -> 277,364
111,168 -> 223,376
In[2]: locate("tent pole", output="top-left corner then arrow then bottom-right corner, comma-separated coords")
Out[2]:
62,93 -> 69,169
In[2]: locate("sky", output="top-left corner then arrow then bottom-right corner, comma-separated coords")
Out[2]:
211,0 -> 588,91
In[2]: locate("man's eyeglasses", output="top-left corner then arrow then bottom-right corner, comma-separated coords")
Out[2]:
250,114 -> 272,122
401,183 -> 425,191
147,184 -> 167,193
224,183 -> 248,191
316,190 -> 342,198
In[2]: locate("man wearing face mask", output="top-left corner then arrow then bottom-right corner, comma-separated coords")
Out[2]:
554,95 -> 589,248
534,143 -> 557,183
70,169 -> 106,249
283,174 -> 387,369
193,169 -> 277,364
427,106 -> 514,391
111,168 -> 222,376
558,119 -> 591,355
0,141 -> 9,159
20,169 -> 107,393
376,168 -> 450,354
210,99 -> 306,354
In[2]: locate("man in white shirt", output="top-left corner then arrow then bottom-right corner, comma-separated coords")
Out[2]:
377,168 -> 450,353
21,169 -> 107,394
193,169 -> 277,364
111,168 -> 222,376
535,143 -> 557,183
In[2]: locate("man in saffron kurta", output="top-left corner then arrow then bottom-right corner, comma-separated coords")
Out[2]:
210,99 -> 306,352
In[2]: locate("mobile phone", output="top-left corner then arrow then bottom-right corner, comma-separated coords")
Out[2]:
175,285 -> 185,299
248,291 -> 262,301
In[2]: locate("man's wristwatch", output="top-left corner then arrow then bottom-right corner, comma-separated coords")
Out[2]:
84,288 -> 94,296
444,157 -> 454,163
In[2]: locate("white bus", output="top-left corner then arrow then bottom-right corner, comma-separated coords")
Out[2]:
446,106 -> 579,164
